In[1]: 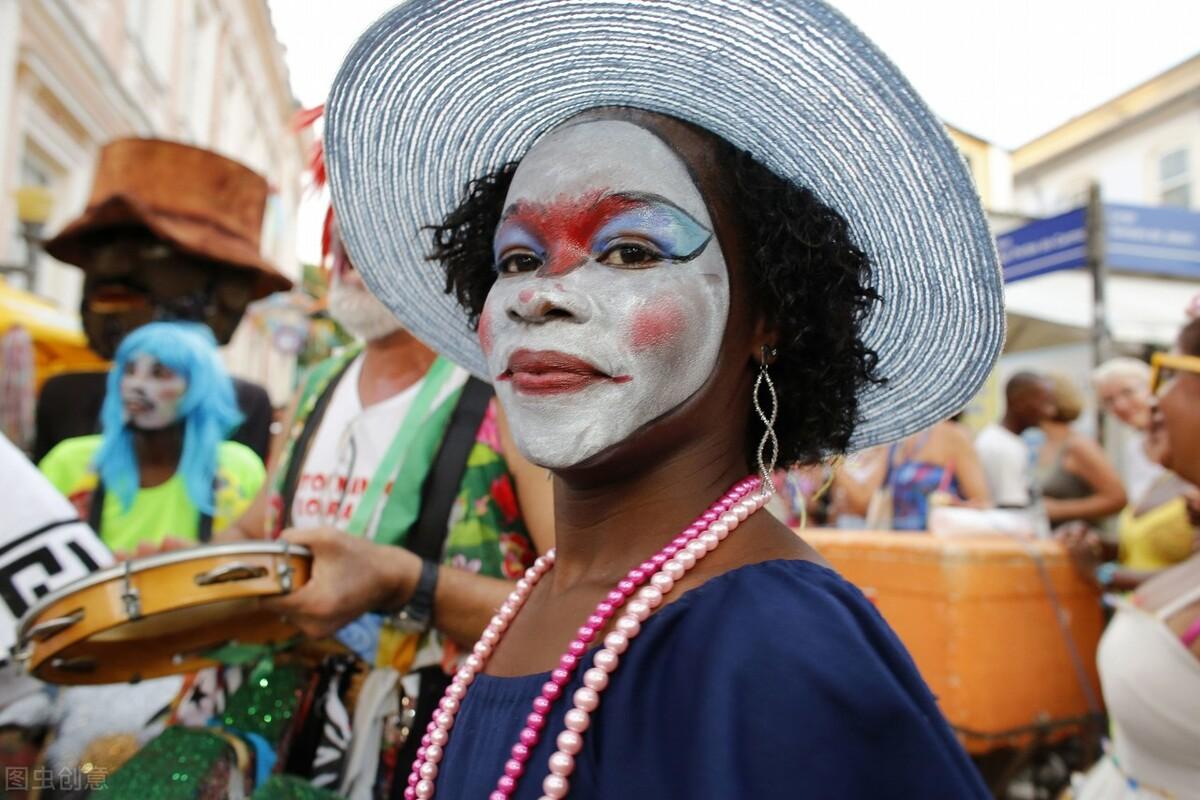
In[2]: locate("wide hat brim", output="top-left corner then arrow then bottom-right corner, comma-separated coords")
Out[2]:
326,0 -> 1005,451
44,195 -> 293,299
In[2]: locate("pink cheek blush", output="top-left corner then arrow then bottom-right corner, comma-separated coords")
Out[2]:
478,305 -> 495,356
629,300 -> 688,351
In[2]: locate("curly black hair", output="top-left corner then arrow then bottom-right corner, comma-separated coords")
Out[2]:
428,138 -> 882,466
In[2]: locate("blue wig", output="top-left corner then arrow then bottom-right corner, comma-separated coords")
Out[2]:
95,322 -> 243,513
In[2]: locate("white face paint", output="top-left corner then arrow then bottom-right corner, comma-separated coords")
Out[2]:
120,354 -> 188,430
328,274 -> 405,342
479,120 -> 730,469
327,236 -> 406,342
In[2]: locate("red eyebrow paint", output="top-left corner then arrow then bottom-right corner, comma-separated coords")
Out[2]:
503,192 -> 643,276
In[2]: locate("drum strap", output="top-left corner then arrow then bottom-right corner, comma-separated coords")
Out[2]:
406,376 -> 493,561
277,355 -> 359,530
388,377 -> 492,794
87,481 -> 214,544
346,358 -> 458,538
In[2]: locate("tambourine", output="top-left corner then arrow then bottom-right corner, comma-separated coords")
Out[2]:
15,542 -> 310,684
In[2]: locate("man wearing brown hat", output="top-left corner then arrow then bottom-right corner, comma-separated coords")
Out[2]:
33,139 -> 293,461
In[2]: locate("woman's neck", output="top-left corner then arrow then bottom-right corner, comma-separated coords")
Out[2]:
359,328 -> 438,407
133,425 -> 184,487
548,434 -> 750,593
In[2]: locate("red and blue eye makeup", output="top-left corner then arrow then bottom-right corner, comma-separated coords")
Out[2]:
493,191 -> 712,276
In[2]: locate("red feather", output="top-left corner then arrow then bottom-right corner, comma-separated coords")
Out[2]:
293,104 -> 335,267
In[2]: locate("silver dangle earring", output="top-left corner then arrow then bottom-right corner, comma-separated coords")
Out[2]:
754,344 -> 779,493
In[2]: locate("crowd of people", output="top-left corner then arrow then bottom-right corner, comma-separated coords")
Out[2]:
0,0 -> 1196,799
770,333 -> 1200,798
778,355 -> 1200,587
0,130 -> 555,797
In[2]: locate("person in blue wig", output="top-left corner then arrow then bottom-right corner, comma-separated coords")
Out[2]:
40,321 -> 265,558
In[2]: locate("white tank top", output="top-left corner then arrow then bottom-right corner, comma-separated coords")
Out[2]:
1085,588 -> 1200,798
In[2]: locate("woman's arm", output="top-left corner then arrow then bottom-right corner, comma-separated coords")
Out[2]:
1043,434 -> 1127,523
947,425 -> 992,507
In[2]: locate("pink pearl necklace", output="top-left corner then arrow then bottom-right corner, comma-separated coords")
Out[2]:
403,476 -> 767,800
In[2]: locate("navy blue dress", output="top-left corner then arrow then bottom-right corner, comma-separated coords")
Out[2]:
436,559 -> 988,798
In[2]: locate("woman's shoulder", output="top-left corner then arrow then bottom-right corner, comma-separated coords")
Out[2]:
39,435 -> 103,497
39,435 -> 103,471
671,556 -> 862,613
667,557 -> 871,612
658,558 -> 919,676
600,559 -> 987,797
655,557 -> 968,739
1064,432 -> 1121,482
912,422 -> 973,466
632,558 -> 937,715
1064,430 -> 1107,461
937,420 -> 976,451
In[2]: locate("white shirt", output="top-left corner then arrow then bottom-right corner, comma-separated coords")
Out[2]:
289,355 -> 469,537
291,354 -> 419,535
975,424 -> 1032,507
0,433 -> 112,707
1121,430 -> 1166,504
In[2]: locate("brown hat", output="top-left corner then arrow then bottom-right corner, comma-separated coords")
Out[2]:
44,138 -> 293,298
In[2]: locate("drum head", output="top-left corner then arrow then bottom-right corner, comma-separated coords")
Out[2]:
17,542 -> 312,685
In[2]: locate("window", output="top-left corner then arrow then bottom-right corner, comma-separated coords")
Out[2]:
125,0 -> 148,31
142,2 -> 174,85
7,152 -> 56,291
182,4 -> 217,141
125,0 -> 172,88
70,0 -> 105,43
1159,148 -> 1190,208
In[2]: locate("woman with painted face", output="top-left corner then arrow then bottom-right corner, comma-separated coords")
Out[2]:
271,1 -> 1006,797
40,321 -> 265,558
1063,318 -> 1200,799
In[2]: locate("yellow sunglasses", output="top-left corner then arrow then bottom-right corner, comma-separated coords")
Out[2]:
1150,351 -> 1200,395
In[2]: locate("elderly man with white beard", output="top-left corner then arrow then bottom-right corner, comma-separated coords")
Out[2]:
220,225 -> 551,790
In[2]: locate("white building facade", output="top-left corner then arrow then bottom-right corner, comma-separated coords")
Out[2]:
1013,55 -> 1199,216
1006,54 -> 1200,349
0,0 -> 307,401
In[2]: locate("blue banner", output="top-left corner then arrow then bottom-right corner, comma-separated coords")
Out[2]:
999,203 -> 1200,283
1104,203 -> 1200,279
997,208 -> 1087,282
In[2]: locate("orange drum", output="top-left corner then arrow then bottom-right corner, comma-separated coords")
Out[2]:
16,542 -> 310,685
806,531 -> 1104,754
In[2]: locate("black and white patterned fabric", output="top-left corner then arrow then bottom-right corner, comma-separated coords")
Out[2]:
0,433 -> 112,667
310,657 -> 356,790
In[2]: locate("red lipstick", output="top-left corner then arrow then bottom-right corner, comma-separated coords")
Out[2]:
498,349 -> 630,395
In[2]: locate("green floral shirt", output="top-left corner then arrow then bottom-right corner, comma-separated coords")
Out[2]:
377,396 -> 535,673
268,351 -> 535,671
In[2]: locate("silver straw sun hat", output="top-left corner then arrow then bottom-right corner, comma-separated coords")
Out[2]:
325,0 -> 1005,450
